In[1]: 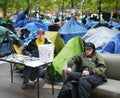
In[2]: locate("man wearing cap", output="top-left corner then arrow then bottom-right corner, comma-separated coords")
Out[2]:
65,42 -> 107,98
22,29 -> 51,89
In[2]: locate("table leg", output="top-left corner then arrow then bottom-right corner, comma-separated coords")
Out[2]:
10,63 -> 13,83
37,77 -> 39,98
50,62 -> 54,95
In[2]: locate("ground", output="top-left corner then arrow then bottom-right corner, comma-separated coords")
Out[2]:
0,62 -> 61,98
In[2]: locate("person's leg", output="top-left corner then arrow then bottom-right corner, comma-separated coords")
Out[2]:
29,67 -> 39,81
66,72 -> 82,83
29,64 -> 47,81
22,66 -> 32,84
78,75 -> 103,98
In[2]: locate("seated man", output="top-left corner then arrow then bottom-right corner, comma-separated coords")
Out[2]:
65,42 -> 107,98
22,29 -> 51,89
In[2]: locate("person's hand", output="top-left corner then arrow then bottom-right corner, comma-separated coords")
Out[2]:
82,70 -> 89,76
29,54 -> 32,57
66,68 -> 72,74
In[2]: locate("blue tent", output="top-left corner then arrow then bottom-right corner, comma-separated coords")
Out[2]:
23,22 -> 48,45
109,20 -> 120,30
85,20 -> 98,29
83,27 -> 120,51
101,33 -> 120,54
58,18 -> 87,43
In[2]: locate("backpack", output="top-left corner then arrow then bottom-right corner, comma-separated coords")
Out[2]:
58,81 -> 78,98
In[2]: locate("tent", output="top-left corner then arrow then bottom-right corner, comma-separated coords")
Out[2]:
0,26 -> 22,45
101,33 -> 120,54
58,18 -> 87,43
85,20 -> 98,29
23,22 -> 48,45
24,22 -> 48,33
45,31 -> 65,56
109,20 -> 120,30
49,36 -> 84,81
82,26 -> 120,51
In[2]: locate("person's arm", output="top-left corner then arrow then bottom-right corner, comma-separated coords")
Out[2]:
22,40 -> 34,56
66,54 -> 82,74
92,54 -> 106,76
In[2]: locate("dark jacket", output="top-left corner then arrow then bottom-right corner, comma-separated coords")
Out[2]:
22,38 -> 51,57
67,52 -> 107,81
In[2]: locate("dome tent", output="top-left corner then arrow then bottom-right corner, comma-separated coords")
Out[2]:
45,31 -> 65,56
58,18 -> 87,43
101,33 -> 120,54
82,26 -> 120,51
46,36 -> 84,82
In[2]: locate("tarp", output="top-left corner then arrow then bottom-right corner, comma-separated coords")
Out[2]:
0,18 -> 6,24
58,18 -> 87,43
109,20 -> 120,30
101,33 -> 120,54
23,22 -> 48,45
13,12 -> 27,28
52,36 -> 84,81
0,26 -> 22,45
13,11 -> 49,29
24,22 -> 48,33
85,20 -> 98,29
82,26 -> 120,51
45,31 -> 65,56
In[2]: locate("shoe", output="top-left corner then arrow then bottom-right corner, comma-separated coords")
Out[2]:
22,83 -> 27,89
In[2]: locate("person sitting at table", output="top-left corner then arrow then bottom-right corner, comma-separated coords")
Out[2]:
22,29 -> 51,89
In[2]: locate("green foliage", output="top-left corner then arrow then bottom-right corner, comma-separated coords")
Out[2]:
0,0 -> 119,17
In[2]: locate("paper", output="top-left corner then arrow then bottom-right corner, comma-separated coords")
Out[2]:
38,44 -> 54,63
24,60 -> 44,67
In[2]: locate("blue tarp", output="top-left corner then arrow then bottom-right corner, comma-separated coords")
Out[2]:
109,20 -> 120,30
101,33 -> 120,54
23,22 -> 48,45
58,18 -> 87,43
13,12 -> 50,45
13,11 -> 50,29
13,12 -> 27,28
85,20 -> 99,29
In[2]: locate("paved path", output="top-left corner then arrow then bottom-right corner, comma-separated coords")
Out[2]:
0,62 -> 60,98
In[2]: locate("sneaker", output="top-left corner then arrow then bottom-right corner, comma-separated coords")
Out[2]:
22,83 -> 27,89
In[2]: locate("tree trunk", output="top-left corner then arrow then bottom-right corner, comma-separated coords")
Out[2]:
71,0 -> 74,8
3,0 -> 8,20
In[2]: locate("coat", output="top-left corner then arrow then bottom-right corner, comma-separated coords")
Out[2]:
67,51 -> 107,81
22,38 -> 51,57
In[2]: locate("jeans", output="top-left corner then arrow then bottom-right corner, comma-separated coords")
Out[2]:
66,72 -> 103,98
23,64 -> 47,84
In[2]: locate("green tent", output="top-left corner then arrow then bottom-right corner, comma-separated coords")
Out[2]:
52,36 -> 84,81
45,31 -> 65,56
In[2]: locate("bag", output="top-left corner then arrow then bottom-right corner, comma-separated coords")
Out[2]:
0,43 -> 12,57
58,81 -> 78,98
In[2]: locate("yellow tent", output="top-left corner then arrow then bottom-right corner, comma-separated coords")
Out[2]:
45,31 -> 65,56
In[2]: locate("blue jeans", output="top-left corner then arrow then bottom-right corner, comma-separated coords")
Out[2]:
66,72 -> 103,98
23,66 -> 39,84
23,64 -> 47,84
